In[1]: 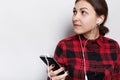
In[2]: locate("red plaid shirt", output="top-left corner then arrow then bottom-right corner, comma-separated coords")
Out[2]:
53,35 -> 120,80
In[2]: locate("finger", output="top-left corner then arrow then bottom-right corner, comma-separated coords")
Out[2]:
53,67 -> 64,75
52,71 -> 68,80
49,70 -> 56,77
47,64 -> 55,72
48,67 -> 64,78
47,64 -> 55,78
49,64 -> 55,70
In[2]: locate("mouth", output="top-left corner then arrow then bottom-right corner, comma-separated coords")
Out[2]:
73,24 -> 82,28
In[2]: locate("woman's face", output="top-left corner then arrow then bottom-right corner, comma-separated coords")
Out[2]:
72,0 -> 99,35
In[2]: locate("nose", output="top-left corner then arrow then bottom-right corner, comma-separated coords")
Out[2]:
72,13 -> 80,22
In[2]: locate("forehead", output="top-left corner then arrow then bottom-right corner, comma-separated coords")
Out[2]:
74,0 -> 95,11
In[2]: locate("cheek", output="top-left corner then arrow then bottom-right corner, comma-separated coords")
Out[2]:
83,17 -> 97,29
72,16 -> 75,23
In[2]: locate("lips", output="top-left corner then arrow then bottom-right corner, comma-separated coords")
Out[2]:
73,24 -> 81,28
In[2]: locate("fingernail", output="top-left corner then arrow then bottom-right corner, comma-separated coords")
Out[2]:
61,67 -> 64,70
66,71 -> 69,75
51,64 -> 55,67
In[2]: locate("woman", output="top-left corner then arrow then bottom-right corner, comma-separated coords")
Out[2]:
47,0 -> 120,80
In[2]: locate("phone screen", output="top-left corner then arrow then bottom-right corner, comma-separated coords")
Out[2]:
40,56 -> 65,75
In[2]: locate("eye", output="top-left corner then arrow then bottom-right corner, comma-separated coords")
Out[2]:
73,10 -> 77,15
81,10 -> 88,15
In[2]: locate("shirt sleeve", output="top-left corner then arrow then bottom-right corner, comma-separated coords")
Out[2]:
54,41 -> 66,66
47,41 -> 70,80
54,41 -> 72,80
111,43 -> 120,80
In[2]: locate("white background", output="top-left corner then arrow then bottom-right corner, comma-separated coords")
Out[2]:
0,0 -> 119,80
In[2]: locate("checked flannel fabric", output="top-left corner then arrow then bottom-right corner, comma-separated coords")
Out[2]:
53,35 -> 120,80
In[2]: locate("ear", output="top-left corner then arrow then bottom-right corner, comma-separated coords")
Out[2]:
96,15 -> 105,25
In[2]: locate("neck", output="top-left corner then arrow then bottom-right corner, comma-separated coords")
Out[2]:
83,27 -> 100,40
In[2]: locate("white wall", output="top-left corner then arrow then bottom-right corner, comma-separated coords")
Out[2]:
0,0 -> 119,80
106,0 -> 120,43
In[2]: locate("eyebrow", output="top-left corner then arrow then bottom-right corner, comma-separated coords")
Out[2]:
73,7 -> 88,11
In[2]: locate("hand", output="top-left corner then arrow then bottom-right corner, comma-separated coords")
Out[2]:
47,64 -> 68,80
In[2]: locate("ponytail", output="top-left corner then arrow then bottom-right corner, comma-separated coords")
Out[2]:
99,25 -> 109,36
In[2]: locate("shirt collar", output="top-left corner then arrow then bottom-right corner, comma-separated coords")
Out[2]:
78,34 -> 104,47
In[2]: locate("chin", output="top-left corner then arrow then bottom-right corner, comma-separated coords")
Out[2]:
74,29 -> 83,35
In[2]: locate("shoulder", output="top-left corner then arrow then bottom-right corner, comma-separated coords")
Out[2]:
60,34 -> 78,42
102,36 -> 119,47
57,35 -> 78,45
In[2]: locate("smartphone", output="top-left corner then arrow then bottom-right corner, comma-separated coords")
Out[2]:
40,55 -> 65,75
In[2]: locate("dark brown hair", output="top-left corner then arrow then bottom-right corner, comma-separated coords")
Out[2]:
75,0 -> 109,36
